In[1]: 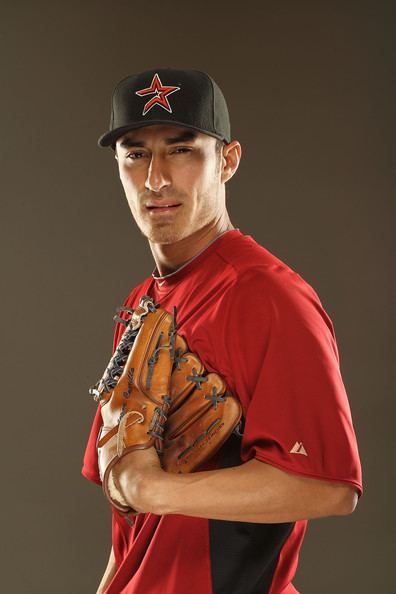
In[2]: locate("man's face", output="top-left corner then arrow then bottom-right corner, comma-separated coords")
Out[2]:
115,125 -> 225,245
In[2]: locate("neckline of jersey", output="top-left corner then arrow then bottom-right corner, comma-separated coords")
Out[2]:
151,228 -> 242,291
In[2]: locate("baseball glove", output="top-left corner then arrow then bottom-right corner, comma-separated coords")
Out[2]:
89,296 -> 242,516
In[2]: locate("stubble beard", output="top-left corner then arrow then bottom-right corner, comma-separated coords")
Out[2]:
141,221 -> 186,245
134,197 -> 189,246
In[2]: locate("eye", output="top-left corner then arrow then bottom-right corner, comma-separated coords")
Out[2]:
172,147 -> 192,154
126,151 -> 146,160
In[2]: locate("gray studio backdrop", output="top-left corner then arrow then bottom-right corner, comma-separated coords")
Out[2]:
1,1 -> 393,593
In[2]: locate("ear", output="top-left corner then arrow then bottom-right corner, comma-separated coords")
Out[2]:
221,140 -> 242,183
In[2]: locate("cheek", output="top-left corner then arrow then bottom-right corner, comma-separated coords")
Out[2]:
178,158 -> 217,192
196,152 -> 219,181
119,166 -> 140,195
116,169 -> 141,216
197,162 -> 219,192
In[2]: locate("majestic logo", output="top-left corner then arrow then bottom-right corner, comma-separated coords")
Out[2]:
289,441 -> 308,456
135,73 -> 181,116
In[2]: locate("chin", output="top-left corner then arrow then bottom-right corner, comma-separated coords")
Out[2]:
144,226 -> 186,245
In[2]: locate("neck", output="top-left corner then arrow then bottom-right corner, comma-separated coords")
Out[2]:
149,214 -> 235,277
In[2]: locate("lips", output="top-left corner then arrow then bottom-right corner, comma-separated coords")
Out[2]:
146,202 -> 181,210
145,202 -> 182,215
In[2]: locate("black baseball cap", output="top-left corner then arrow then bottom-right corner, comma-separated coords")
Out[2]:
98,67 -> 231,148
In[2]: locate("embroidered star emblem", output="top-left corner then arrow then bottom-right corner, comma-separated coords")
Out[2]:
135,73 -> 181,116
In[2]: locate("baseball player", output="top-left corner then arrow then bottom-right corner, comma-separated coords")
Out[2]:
82,67 -> 362,594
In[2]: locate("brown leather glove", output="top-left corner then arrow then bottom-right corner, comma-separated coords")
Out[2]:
89,295 -> 242,515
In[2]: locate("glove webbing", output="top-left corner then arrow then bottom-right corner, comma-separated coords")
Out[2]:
89,299 -> 156,402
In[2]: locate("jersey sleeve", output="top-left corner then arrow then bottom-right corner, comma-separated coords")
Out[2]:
219,266 -> 362,496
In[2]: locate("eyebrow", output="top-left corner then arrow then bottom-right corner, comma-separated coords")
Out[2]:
119,130 -> 197,148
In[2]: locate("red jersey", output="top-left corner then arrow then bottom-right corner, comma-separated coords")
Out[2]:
83,229 -> 362,594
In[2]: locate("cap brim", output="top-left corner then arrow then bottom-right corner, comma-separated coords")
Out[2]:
98,120 -> 228,148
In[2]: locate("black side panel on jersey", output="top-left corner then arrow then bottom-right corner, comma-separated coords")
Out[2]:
209,433 -> 294,594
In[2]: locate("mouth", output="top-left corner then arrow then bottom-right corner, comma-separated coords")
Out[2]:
145,203 -> 182,214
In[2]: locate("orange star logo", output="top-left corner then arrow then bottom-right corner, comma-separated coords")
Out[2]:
135,73 -> 181,116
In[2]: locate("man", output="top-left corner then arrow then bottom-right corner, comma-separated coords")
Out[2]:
83,68 -> 362,594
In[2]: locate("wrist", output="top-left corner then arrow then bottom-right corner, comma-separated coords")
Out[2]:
138,467 -> 172,515
115,461 -> 167,514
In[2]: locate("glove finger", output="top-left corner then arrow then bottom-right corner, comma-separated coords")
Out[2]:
170,352 -> 205,410
164,373 -> 242,473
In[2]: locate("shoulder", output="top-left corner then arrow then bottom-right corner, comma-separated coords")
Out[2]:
217,233 -> 335,338
216,230 -> 290,277
122,275 -> 153,309
219,233 -> 322,308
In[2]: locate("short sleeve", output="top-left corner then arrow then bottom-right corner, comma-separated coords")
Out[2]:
219,266 -> 362,496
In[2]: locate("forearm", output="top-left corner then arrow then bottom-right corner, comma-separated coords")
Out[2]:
96,545 -> 117,594
135,458 -> 358,523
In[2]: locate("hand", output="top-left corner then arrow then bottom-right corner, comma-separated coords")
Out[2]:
111,446 -> 165,513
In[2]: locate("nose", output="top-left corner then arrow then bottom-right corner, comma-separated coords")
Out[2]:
145,154 -> 170,193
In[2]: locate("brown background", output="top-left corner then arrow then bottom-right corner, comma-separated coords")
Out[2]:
1,1 -> 394,592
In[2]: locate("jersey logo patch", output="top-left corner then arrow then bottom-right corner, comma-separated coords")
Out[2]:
290,441 -> 308,456
135,73 -> 181,116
